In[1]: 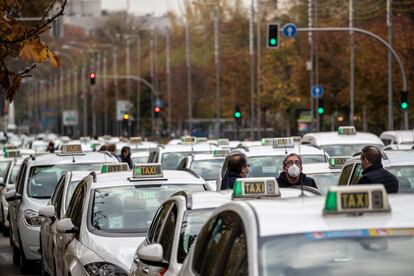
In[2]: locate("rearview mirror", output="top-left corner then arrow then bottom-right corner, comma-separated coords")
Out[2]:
56,218 -> 78,234
39,206 -> 56,219
137,244 -> 168,267
5,190 -> 21,202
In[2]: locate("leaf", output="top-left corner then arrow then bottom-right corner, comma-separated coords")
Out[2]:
19,42 -> 32,59
47,49 -> 60,68
6,73 -> 21,102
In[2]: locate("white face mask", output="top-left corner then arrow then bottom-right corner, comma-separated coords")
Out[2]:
287,164 -> 301,178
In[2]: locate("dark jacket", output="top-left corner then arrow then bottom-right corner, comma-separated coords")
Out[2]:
277,172 -> 318,189
221,171 -> 242,190
357,162 -> 399,193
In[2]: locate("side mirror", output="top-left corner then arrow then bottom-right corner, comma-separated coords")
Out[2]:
5,190 -> 22,202
56,218 -> 78,234
39,206 -> 56,219
137,244 -> 168,267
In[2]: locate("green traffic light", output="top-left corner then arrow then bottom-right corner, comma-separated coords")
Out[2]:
270,38 -> 277,46
401,102 -> 408,110
317,107 -> 325,114
234,111 -> 241,118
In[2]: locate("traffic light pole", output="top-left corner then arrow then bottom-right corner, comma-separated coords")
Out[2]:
292,26 -> 409,129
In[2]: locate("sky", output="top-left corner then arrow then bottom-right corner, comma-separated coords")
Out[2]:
101,0 -> 183,16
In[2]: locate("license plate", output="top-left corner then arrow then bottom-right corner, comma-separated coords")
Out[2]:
341,192 -> 369,209
244,182 -> 265,194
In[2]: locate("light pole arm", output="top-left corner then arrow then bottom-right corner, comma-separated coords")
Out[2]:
102,75 -> 159,99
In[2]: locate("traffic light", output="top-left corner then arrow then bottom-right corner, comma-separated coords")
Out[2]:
267,23 -> 279,49
400,91 -> 408,110
154,106 -> 161,113
234,105 -> 242,125
89,72 -> 96,85
317,99 -> 325,115
123,113 -> 129,121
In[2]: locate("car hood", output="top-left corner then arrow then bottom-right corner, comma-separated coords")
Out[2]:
83,233 -> 145,271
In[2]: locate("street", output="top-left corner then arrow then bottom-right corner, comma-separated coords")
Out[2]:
0,235 -> 39,276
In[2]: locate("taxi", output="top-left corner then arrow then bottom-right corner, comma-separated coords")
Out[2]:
179,184 -> 414,276
5,144 -> 119,272
131,191 -> 231,276
338,150 -> 414,193
302,156 -> 349,194
149,136 -> 220,170
116,137 -> 158,154
177,150 -> 228,190
302,126 -> 384,156
380,130 -> 414,145
383,144 -> 414,151
54,163 -> 210,276
39,170 -> 94,276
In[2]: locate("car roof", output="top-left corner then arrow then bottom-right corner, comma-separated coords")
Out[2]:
26,151 -> 117,166
91,169 -> 206,189
159,144 -> 219,153
380,130 -> 414,144
302,162 -> 341,174
345,150 -> 414,167
247,194 -> 414,237
303,131 -> 383,146
69,171 -> 94,182
175,191 -> 231,210
192,153 -> 226,161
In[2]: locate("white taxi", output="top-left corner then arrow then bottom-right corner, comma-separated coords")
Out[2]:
54,163 -> 210,276
380,130 -> 414,145
179,184 -> 414,276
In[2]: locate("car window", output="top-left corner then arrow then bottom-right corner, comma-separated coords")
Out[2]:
8,165 -> 20,184
338,164 -> 354,185
16,163 -> 27,194
53,180 -> 66,220
223,222 -> 248,276
147,201 -> 173,243
350,164 -> 363,184
0,161 -> 11,178
50,176 -> 65,205
158,204 -> 178,262
66,181 -> 86,228
194,211 -> 245,275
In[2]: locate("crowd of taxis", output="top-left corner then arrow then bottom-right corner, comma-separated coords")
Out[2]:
0,127 -> 413,276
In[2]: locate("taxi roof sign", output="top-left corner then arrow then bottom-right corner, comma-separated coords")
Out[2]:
232,177 -> 280,199
60,144 -> 83,155
181,136 -> 196,144
338,126 -> 356,135
3,144 -> 18,151
132,163 -> 163,179
328,156 -> 350,169
323,185 -> 391,215
217,138 -> 230,146
101,163 -> 130,173
129,137 -> 142,144
213,149 -> 229,157
291,136 -> 302,144
5,150 -> 21,158
273,138 -> 294,148
261,138 -> 273,146
196,137 -> 208,143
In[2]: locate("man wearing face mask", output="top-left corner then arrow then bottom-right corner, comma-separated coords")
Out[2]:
277,153 -> 317,189
357,145 -> 399,193
220,153 -> 249,190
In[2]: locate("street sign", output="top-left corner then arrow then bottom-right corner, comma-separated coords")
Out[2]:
117,100 -> 132,121
311,85 -> 324,98
63,110 -> 78,126
282,23 -> 297,38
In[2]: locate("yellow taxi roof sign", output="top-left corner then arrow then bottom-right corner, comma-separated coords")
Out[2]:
328,156 -> 350,169
196,137 -> 208,143
323,185 -> 391,215
132,163 -> 164,178
181,136 -> 196,144
338,126 -> 356,135
273,138 -> 294,148
291,136 -> 302,144
60,144 -> 83,155
213,149 -> 229,157
232,177 -> 280,199
129,137 -> 142,144
101,163 -> 130,173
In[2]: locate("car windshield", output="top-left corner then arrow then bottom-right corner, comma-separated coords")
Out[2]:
248,155 -> 326,178
162,152 -> 190,170
27,163 -> 105,199
177,208 -> 215,263
388,166 -> 414,193
0,161 -> 11,178
191,159 -> 224,180
90,184 -> 205,234
306,172 -> 340,194
131,155 -> 150,164
8,165 -> 20,184
260,230 -> 414,276
65,180 -> 83,209
322,144 -> 384,156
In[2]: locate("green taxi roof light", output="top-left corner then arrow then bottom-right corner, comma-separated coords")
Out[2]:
324,191 -> 338,212
233,181 -> 243,197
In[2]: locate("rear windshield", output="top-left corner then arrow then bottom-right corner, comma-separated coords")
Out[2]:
27,163 -> 105,199
90,184 -> 205,234
0,161 -> 11,179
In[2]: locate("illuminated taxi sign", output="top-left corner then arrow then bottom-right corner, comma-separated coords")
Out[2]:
181,136 -> 196,144
213,149 -> 229,157
217,138 -> 230,146
4,144 -> 18,150
328,156 -> 349,169
273,138 -> 294,148
291,136 -> 302,144
129,137 -> 142,144
338,126 -> 356,135
60,144 -> 83,155
196,137 -> 208,143
133,164 -> 163,178
323,185 -> 391,215
261,138 -> 273,146
5,150 -> 21,158
232,177 -> 280,199
101,163 -> 130,173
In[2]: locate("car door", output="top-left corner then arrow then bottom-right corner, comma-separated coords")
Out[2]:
349,163 -> 363,184
55,180 -> 86,276
191,211 -> 248,276
338,163 -> 355,186
134,201 -> 174,276
9,162 -> 26,246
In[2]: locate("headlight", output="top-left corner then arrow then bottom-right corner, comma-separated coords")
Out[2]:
84,262 -> 128,276
24,209 -> 43,226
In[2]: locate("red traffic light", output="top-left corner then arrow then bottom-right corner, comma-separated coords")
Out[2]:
154,106 -> 160,113
89,72 -> 96,85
